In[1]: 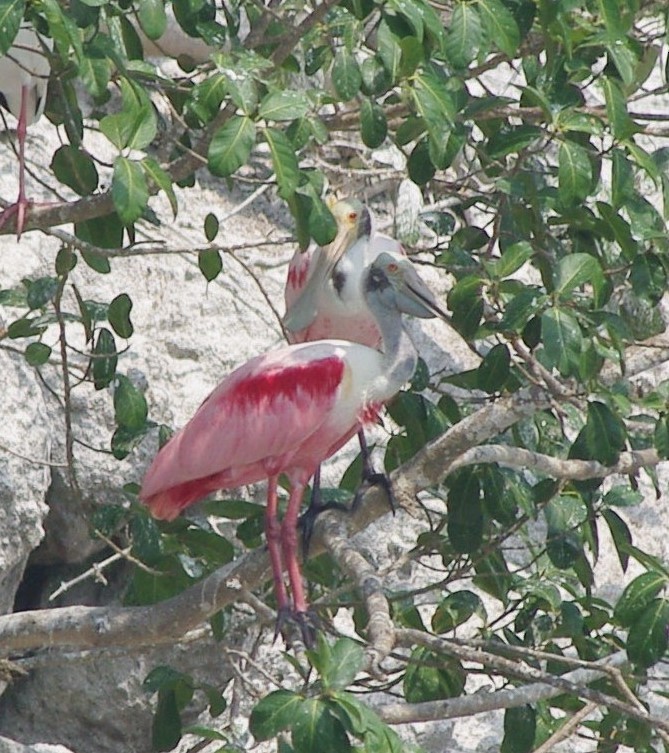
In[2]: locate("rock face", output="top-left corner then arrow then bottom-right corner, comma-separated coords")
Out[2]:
0,349 -> 51,615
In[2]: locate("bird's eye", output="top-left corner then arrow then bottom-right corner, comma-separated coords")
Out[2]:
348,211 -> 358,222
387,262 -> 399,273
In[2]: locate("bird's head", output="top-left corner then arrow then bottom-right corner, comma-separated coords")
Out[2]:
366,253 -> 449,321
330,197 -> 373,242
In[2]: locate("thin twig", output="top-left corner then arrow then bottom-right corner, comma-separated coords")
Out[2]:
532,702 -> 598,753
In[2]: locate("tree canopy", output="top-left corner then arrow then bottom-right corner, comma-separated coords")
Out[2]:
2,0 -> 669,751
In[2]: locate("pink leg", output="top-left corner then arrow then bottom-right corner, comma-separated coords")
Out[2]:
265,475 -> 289,612
281,480 -> 308,614
0,84 -> 30,240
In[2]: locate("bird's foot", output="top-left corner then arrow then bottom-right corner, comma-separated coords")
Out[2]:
352,470 -> 396,514
299,497 -> 349,556
274,607 -> 320,649
0,197 -> 30,240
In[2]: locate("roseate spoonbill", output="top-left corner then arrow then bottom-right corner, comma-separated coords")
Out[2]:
284,199 -> 430,540
0,25 -> 51,239
140,253 -> 447,642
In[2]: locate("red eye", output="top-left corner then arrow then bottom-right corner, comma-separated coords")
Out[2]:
387,262 -> 399,272
348,211 -> 358,221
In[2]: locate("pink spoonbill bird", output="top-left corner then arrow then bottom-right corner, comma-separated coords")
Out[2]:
0,24 -> 51,239
284,198 -> 433,538
140,252 -> 448,643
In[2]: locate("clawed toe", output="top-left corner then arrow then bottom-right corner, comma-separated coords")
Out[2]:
299,498 -> 349,554
274,607 -> 320,648
352,471 -> 396,513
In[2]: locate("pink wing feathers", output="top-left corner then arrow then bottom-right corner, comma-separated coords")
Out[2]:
140,345 -> 352,520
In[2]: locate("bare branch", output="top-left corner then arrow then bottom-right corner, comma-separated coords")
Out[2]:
447,445 -> 660,480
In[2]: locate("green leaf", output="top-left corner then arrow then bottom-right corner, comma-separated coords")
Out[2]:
444,1 -> 482,68
99,79 -> 157,151
198,249 -> 223,282
51,146 -> 99,196
554,253 -> 604,303
93,327 -> 118,390
204,214 -> 219,242
152,689 -> 182,752
26,277 -> 58,309
377,20 -> 401,83
208,116 -> 256,178
307,196 -> 338,247
614,572 -> 668,628
625,142 -> 660,184
259,91 -> 309,122
360,98 -> 387,148
111,424 -> 152,460
626,598 -> 669,668
655,415 -> 669,460
181,528 -> 234,565
558,140 -> 592,205
264,127 -> 300,198
501,705 -> 536,753
130,514 -> 162,564
291,699 -> 351,753
404,647 -> 465,702
601,77 -> 637,140
412,66 -> 455,130
544,495 -> 587,569
447,275 -> 483,339
138,0 -> 167,40
447,470 -> 483,553
249,690 -> 302,741
603,509 -> 632,573
541,308 -> 582,377
485,242 -> 532,279
432,590 -> 484,633
108,293 -> 134,338
476,0 -> 519,57
360,55 -> 391,96
112,157 -> 149,226
583,401 -> 626,465
0,0 -> 26,56
387,0 -> 423,40
602,486 -> 642,508
473,549 -> 511,604
606,40 -> 637,88
321,638 -> 364,691
24,342 -> 52,366
408,138 -> 435,185
487,124 -> 542,159
76,214 -> 123,253
332,48 -> 361,101
114,374 -> 148,430
477,343 -> 510,393
7,318 -> 47,339
596,201 -> 637,260
55,248 -> 77,276
142,158 -> 178,219
630,253 -> 666,304
599,0 -> 631,39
